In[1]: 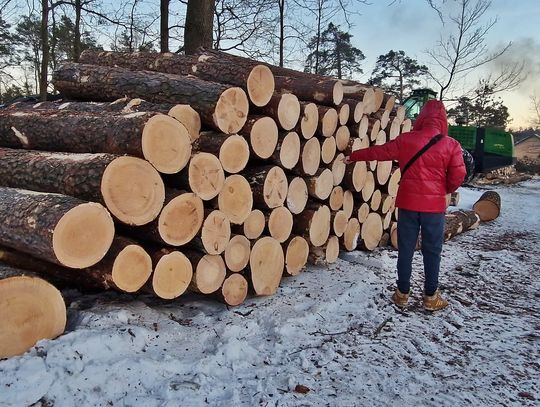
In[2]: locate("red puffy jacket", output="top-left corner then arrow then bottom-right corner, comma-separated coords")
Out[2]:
349,100 -> 466,213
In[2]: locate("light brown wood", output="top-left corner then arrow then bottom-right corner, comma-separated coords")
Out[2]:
152,251 -> 193,299
329,186 -> 344,211
331,153 -> 346,186
376,160 -> 393,186
267,206 -> 293,243
158,192 -> 204,246
318,106 -> 339,138
273,75 -> 343,106
369,119 -> 381,142
338,103 -> 350,125
369,160 -> 377,172
388,168 -> 401,197
353,101 -> 365,123
306,168 -> 334,200
260,93 -> 300,131
272,131 -> 301,170
220,273 -> 248,306
383,211 -> 393,231
245,166 -> 288,209
168,104 -> 201,142
384,95 -> 396,111
342,190 -> 354,219
247,65 -> 275,107
375,130 -> 387,145
0,269 -> 66,358
370,189 -> 382,212
401,118 -> 412,133
444,210 -> 481,240
321,136 -> 337,165
381,195 -> 395,214
240,116 -> 279,159
389,117 -> 401,140
240,210 -> 266,240
187,152 -> 226,200
343,160 -> 368,192
249,236 -> 284,296
361,171 -> 375,202
357,202 -> 370,224
293,204 -> 331,247
335,126 -> 351,151
308,235 -> 339,265
332,210 -> 349,237
360,212 -> 383,251
297,102 -> 319,140
199,210 -> 231,255
356,115 -> 369,139
342,218 -> 361,251
217,175 -> 253,224
296,137 -> 321,176
219,134 -> 250,174
472,191 -> 501,221
284,236 -> 309,276
372,88 -> 385,112
286,176 -> 308,215
189,252 -> 226,294
224,235 -> 251,272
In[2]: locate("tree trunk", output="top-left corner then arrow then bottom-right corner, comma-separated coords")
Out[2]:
0,149 -> 165,226
265,206 -> 293,243
0,188 -> 114,269
257,93 -> 300,131
359,213 -> 383,251
295,102 -> 319,140
306,168 -> 334,201
40,0 -> 49,101
321,136 -> 337,165
294,138 -> 321,176
184,0 -> 214,55
329,186 -> 344,211
341,218 -> 361,251
317,106 -> 338,137
189,251 -> 226,294
231,209 -> 265,240
444,210 -> 481,240
270,131 -> 300,170
0,109 -> 192,174
273,75 -> 343,106
0,265 -> 66,358
160,0 -> 170,53
148,249 -> 193,299
53,63 -> 249,134
473,191 -> 501,221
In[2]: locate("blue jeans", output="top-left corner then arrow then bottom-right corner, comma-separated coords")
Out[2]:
397,208 -> 445,296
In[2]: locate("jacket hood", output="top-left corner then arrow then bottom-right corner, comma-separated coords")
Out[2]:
412,99 -> 448,137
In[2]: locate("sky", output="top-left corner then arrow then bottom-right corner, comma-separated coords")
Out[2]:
347,0 -> 540,129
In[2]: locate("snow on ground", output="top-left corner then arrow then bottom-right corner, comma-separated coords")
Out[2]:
1,179 -> 539,407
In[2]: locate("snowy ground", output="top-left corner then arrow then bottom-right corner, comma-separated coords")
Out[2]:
1,179 -> 539,407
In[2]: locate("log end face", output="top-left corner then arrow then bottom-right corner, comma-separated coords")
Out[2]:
101,156 -> 166,226
219,135 -> 250,174
189,153 -> 226,201
225,235 -> 251,272
159,193 -> 205,245
277,94 -> 300,131
112,245 -> 152,292
152,251 -> 193,300
333,81 -> 344,105
285,236 -> 309,276
300,103 -> 319,140
309,205 -> 331,247
168,104 -> 202,142
202,210 -> 231,255
215,87 -> 249,134
279,132 -> 301,169
0,275 -> 66,358
325,235 -> 340,263
53,202 -> 115,268
268,207 -> 293,243
251,117 -> 278,159
221,273 -> 248,306
286,177 -> 308,215
193,254 -> 226,294
142,114 -> 192,174
243,210 -> 265,240
247,65 -> 275,107
263,166 -> 288,209
302,137 -> 321,176
250,237 -> 284,296
218,175 -> 253,225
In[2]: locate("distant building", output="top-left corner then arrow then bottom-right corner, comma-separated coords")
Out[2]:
514,134 -> 540,162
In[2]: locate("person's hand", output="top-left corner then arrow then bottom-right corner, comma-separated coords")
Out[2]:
342,155 -> 352,165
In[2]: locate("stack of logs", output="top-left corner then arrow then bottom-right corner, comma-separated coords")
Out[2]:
0,48 -> 482,311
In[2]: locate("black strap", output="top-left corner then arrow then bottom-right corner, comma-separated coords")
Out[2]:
401,134 -> 443,176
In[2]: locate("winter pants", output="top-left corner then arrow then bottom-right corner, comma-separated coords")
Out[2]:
396,208 -> 445,296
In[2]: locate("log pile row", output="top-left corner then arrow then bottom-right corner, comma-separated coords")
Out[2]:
0,48 -> 477,314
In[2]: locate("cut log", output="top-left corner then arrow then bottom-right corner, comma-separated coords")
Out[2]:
292,204 -> 331,247
0,110 -> 192,174
198,210 -> 231,255
53,62 -> 249,134
271,131 -> 301,170
244,165 -> 288,209
283,236 -> 309,276
0,188 -> 114,268
338,103 -> 350,125
0,149 -> 165,226
188,252 -> 226,294
375,130 -> 387,146
193,131 -> 250,174
472,191 -> 501,221
321,136 -> 337,165
308,235 -> 340,265
0,267 -> 66,358
389,117 -> 401,140
294,137 -> 321,176
370,189 -> 382,212
249,236 -> 284,296
352,101 -> 365,123
306,168 -> 334,201
274,75 -> 343,106
239,116 -> 278,159
317,106 -> 339,137
187,152 -> 226,201
331,153 -> 346,186
372,88 -> 385,112
369,159 -> 377,172
339,81 -> 375,107
355,115 -> 369,139
150,250 -> 193,299
387,168 -> 401,197
383,211 -> 393,231
376,160 -> 393,186
374,109 -> 391,130
357,202 -> 370,224
286,176 -> 309,215
342,190 -> 354,219
444,210 -> 481,240
335,126 -> 351,151
342,218 -> 361,251
401,118 -> 412,133
266,206 -> 294,243
297,102 -> 319,139
0,237 -> 152,293
235,209 -> 265,240
384,94 -> 396,111
167,104 -> 202,141
361,171 -> 376,202
219,273 -> 248,306
332,210 -> 349,237
359,212 -> 383,251
329,186 -> 344,211
224,235 -> 251,272
217,175 -> 253,224
258,93 -> 300,131
343,160 -> 368,192
381,195 -> 395,215
369,119 -> 381,142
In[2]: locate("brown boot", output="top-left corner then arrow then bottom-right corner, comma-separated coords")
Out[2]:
423,290 -> 448,311
391,288 -> 409,308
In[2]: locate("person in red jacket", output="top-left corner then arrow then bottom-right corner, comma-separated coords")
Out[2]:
344,100 -> 466,311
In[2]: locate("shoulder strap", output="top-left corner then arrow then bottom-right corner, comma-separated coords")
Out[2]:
401,134 -> 443,176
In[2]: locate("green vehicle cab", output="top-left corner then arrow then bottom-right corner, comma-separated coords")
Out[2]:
402,88 -> 515,177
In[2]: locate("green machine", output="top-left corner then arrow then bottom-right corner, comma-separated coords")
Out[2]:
402,88 -> 515,175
